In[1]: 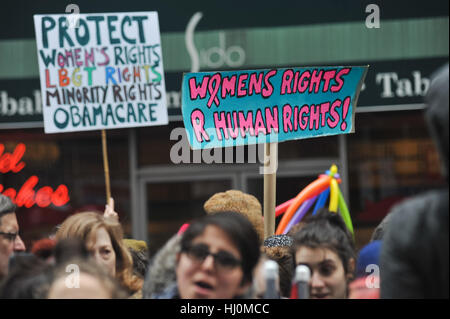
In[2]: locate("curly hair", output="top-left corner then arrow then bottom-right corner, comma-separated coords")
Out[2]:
262,246 -> 295,298
55,212 -> 142,294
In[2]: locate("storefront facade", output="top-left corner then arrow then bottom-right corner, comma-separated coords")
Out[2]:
1,0 -> 448,254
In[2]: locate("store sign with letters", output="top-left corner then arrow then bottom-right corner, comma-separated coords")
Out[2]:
0,143 -> 70,207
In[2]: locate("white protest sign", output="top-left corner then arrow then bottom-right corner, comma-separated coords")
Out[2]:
34,12 -> 168,133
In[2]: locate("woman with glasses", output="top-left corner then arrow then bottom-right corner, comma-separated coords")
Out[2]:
153,212 -> 260,299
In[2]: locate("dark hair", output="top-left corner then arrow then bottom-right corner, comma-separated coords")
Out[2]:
291,209 -> 356,276
370,212 -> 393,241
54,238 -> 90,265
0,253 -> 52,299
180,212 -> 260,285
425,63 -> 449,181
128,248 -> 149,278
263,246 -> 295,298
0,194 -> 16,224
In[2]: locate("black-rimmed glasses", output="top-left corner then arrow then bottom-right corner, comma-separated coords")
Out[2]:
0,231 -> 19,242
182,243 -> 242,272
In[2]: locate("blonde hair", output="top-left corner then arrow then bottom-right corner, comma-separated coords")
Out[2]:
55,212 -> 142,294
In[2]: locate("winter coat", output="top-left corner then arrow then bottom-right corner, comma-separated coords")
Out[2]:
380,64 -> 449,299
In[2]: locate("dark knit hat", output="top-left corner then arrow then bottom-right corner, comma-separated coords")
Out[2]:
263,234 -> 293,247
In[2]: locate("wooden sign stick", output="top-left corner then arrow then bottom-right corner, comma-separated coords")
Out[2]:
101,129 -> 111,204
263,142 -> 278,239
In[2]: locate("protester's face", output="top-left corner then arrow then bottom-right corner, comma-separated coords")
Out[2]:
0,213 -> 26,278
295,246 -> 348,299
176,225 -> 248,299
87,227 -> 116,277
252,256 -> 267,299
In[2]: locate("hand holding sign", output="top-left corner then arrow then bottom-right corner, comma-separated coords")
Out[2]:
34,11 -> 169,207
104,197 -> 119,221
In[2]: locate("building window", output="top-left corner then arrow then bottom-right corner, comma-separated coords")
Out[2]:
348,110 -> 446,227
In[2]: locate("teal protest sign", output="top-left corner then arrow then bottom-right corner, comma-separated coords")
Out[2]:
182,66 -> 368,149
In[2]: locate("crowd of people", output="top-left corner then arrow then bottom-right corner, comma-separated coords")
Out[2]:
0,64 -> 447,299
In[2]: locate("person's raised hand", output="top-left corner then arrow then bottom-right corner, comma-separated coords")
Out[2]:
104,197 -> 119,221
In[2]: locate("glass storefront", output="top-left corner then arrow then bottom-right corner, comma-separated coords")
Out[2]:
348,110 -> 446,223
145,179 -> 232,256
